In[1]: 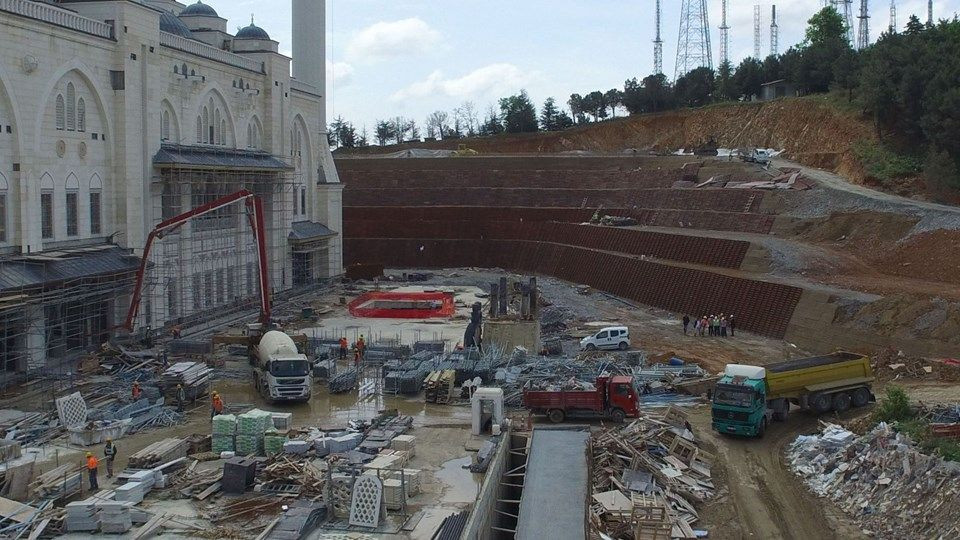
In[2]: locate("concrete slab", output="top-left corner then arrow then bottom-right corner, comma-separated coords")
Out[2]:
516,428 -> 590,540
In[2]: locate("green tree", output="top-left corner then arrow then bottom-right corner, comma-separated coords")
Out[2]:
793,7 -> 851,93
604,89 -> 623,118
539,97 -> 564,131
582,91 -> 608,121
675,67 -> 715,107
832,49 -> 860,102
715,61 -> 736,101
568,94 -> 587,123
479,105 -> 504,136
374,120 -> 395,146
498,90 -> 539,133
732,57 -> 764,100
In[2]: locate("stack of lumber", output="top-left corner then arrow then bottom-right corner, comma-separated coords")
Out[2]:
128,438 -> 189,469
176,467 -> 222,500
390,434 -> 416,458
30,464 -> 82,500
98,501 -> 133,533
424,370 -> 455,403
161,362 -> 211,399
260,455 -> 325,497
64,500 -> 99,532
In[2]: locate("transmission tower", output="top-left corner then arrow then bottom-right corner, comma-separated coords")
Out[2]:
770,6 -> 779,57
857,0 -> 870,49
719,0 -> 730,66
674,0 -> 713,80
889,0 -> 897,33
927,0 -> 933,25
829,1 -> 855,46
654,0 -> 663,74
754,5 -> 762,59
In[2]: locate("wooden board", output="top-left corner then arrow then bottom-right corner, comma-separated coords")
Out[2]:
0,496 -> 36,523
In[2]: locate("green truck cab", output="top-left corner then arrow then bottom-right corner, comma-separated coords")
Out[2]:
712,352 -> 875,437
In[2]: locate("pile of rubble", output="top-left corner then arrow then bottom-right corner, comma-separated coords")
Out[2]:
787,422 -> 960,538
589,407 -> 713,539
871,348 -> 960,382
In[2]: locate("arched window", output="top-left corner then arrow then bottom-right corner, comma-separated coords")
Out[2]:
0,173 -> 8,243
77,98 -> 86,132
174,65 -> 179,75
220,120 -> 226,146
202,107 -> 209,144
161,110 -> 170,141
196,116 -> 202,143
89,174 -> 103,235
66,83 -> 76,131
65,174 -> 79,237
181,63 -> 188,77
247,124 -> 252,148
55,94 -> 65,130
214,109 -> 221,145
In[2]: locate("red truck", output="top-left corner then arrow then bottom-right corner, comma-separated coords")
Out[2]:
523,374 -> 641,423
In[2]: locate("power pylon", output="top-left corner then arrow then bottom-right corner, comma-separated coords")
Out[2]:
654,0 -> 663,74
889,0 -> 897,33
927,0 -> 933,25
770,5 -> 779,57
857,0 -> 870,49
675,0 -> 713,80
719,0 -> 730,66
754,5 -> 762,59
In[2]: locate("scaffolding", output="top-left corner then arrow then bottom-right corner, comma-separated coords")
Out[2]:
0,144 -> 341,392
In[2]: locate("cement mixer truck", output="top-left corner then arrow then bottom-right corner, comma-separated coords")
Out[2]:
253,331 -> 312,403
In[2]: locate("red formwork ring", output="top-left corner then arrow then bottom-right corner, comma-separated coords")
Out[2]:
348,291 -> 455,319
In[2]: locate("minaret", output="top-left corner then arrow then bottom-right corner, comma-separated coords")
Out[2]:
292,0 -> 326,130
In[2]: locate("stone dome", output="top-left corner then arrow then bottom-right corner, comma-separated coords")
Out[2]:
180,1 -> 218,17
159,11 -> 194,39
235,21 -> 270,40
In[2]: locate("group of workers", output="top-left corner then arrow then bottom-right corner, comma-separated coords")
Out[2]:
682,314 -> 736,337
338,335 -> 366,366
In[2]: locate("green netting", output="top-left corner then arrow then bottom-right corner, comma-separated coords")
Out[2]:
212,414 -> 237,435
212,434 -> 235,453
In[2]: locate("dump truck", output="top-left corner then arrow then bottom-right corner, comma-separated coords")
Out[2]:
523,373 -> 640,423
712,351 -> 874,437
253,331 -> 312,403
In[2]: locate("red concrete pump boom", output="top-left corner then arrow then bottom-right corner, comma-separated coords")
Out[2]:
123,189 -> 271,331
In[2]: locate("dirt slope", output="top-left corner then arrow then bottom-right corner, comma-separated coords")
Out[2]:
343,96 -> 875,183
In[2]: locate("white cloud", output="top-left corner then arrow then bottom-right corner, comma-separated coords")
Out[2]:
390,63 -> 537,102
327,61 -> 354,84
347,18 -> 442,61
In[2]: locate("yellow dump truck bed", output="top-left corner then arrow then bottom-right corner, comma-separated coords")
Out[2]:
765,351 -> 873,399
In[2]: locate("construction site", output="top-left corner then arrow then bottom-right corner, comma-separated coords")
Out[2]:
1,0 -> 959,538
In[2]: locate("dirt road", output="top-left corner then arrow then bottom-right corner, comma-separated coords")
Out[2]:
688,407 -> 866,540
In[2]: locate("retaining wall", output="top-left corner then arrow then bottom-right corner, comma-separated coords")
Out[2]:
344,221 -> 750,269
345,238 -> 802,338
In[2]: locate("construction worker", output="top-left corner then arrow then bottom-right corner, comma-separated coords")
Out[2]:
171,324 -> 182,339
338,336 -> 348,360
356,335 -> 366,361
211,392 -> 224,418
86,452 -> 99,490
176,384 -> 186,413
131,381 -> 142,401
103,439 -> 117,479
353,345 -> 360,367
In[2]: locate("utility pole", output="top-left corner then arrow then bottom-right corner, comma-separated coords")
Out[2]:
770,5 -> 778,57
754,5 -> 762,59
675,0 -> 713,80
654,0 -> 663,74
889,0 -> 897,33
719,0 -> 730,66
857,0 -> 870,49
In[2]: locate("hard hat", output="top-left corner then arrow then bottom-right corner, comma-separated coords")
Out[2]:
106,438 -> 112,442
212,391 -> 219,396
133,381 -> 140,385
86,452 -> 93,457
177,384 -> 183,387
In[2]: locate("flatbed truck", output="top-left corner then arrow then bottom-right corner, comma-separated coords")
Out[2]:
523,374 -> 640,423
712,351 -> 874,437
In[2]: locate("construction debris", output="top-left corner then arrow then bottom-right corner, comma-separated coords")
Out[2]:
128,438 -> 189,469
162,361 -> 212,400
788,422 -> 960,538
871,348 -> 960,382
589,407 -> 714,539
328,368 -> 358,394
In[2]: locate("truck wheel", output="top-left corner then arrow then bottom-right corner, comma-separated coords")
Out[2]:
618,341 -> 628,351
548,409 -> 565,423
610,409 -> 626,424
832,392 -> 852,413
773,407 -> 789,422
757,418 -> 767,438
585,344 -> 597,351
851,387 -> 871,408
810,393 -> 831,414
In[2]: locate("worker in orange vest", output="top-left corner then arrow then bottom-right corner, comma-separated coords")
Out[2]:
211,392 -> 224,418
132,381 -> 142,401
338,337 -> 348,360
86,452 -> 99,490
356,335 -> 366,361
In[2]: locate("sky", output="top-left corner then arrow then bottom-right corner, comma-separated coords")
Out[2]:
206,0 -> 958,133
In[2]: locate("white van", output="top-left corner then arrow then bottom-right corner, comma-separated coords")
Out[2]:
580,326 -> 631,351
